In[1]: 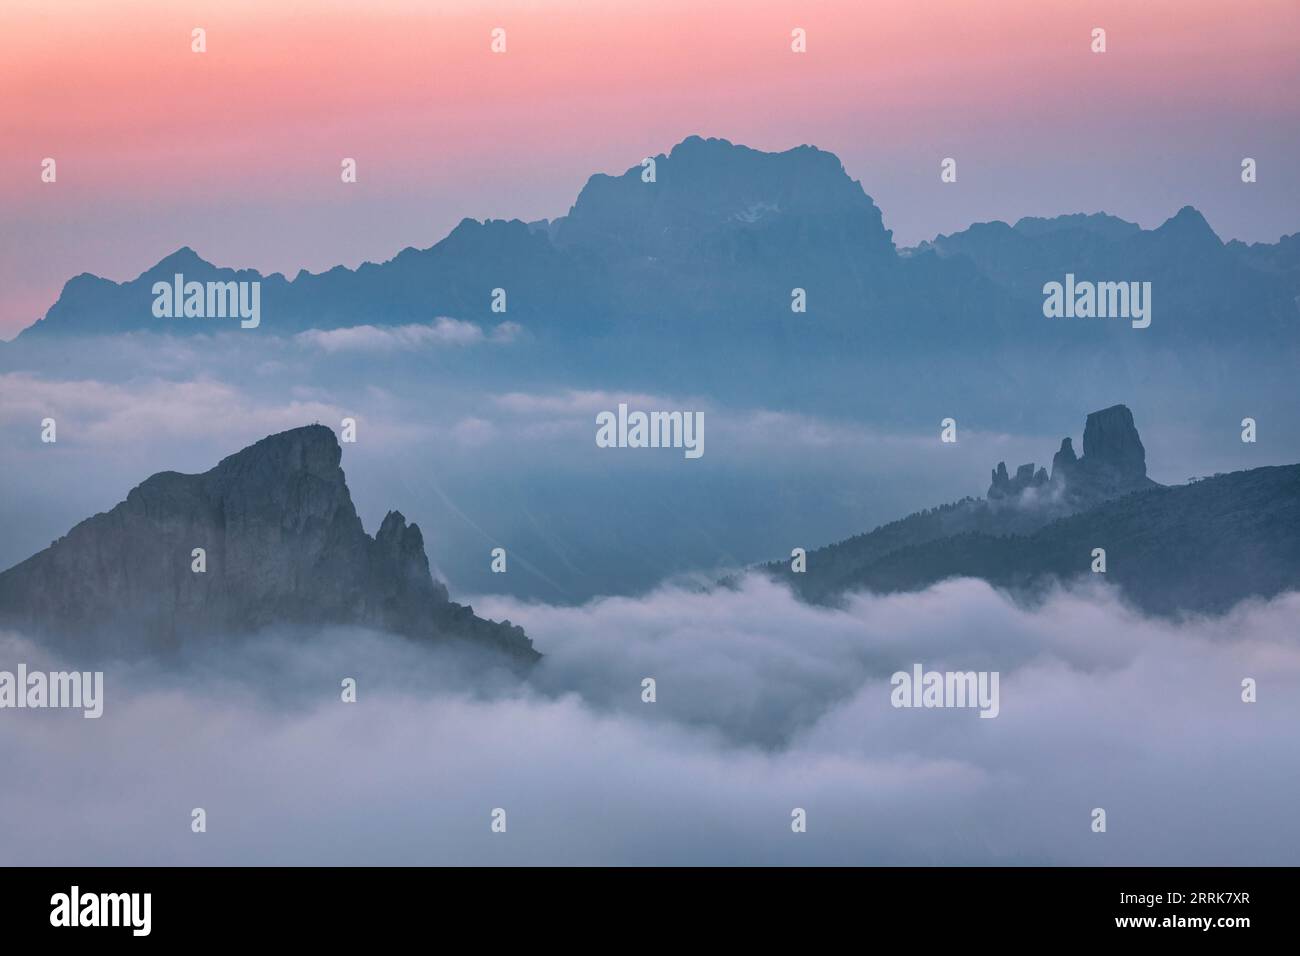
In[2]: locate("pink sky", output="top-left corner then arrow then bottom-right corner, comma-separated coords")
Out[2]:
2,0 -> 1297,337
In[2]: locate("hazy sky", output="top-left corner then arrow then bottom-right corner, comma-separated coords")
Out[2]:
2,0 -> 1298,338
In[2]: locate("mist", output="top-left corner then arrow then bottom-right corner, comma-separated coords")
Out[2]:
3,329 -> 1297,601
2,575 -> 1296,865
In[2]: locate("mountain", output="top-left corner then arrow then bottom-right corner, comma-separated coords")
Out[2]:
12,136 -> 1296,353
911,206 -> 1299,340
761,405 -> 1300,614
13,136 -> 898,344
1042,403 -> 1159,504
988,403 -> 1155,505
0,425 -> 539,663
831,464 -> 1300,616
1226,232 -> 1300,297
556,136 -> 896,263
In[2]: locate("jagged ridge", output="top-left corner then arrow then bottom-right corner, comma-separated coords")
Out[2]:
12,136 -> 1296,349
758,405 -> 1300,614
0,425 -> 538,662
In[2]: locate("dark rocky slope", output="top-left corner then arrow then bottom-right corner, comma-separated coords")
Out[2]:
834,464 -> 1300,616
761,406 -> 1299,615
763,405 -> 1159,602
0,425 -> 538,662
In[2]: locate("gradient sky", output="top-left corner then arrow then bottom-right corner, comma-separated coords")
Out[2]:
2,0 -> 1298,338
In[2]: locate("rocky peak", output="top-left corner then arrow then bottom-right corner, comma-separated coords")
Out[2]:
1011,212 -> 1141,242
1051,404 -> 1157,502
374,509 -> 449,604
0,425 -> 535,663
1154,205 -> 1221,247
990,405 -> 1157,507
1080,404 -> 1148,479
1049,437 -> 1078,482
152,245 -> 215,274
554,135 -> 895,260
988,461 -> 1048,499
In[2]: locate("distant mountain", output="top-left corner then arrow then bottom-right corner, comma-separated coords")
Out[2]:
556,136 -> 896,263
1226,232 -> 1300,297
911,205 -> 1298,340
830,465 -> 1300,616
12,136 -> 1298,352
761,405 -> 1300,614
0,425 -> 538,663
1010,212 -> 1142,242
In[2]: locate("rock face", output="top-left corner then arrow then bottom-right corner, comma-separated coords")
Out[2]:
0,425 -> 538,663
1051,404 -> 1156,501
1081,404 -> 1147,476
988,462 -> 1049,499
775,404 -> 1170,604
988,404 -> 1155,504
764,405 -> 1300,616
1050,437 -> 1079,481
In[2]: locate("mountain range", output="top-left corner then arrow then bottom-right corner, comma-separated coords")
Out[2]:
10,136 -> 1299,353
0,425 -> 538,663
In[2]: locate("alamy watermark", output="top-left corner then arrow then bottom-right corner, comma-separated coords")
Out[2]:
0,665 -> 103,718
50,886 -> 150,936
890,663 -> 1000,718
596,402 -> 704,459
1042,273 -> 1151,329
152,273 -> 261,328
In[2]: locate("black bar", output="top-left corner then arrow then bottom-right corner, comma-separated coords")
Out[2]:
1,866 -> 1284,942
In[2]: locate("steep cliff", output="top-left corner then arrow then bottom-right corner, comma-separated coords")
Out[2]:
0,425 -> 538,663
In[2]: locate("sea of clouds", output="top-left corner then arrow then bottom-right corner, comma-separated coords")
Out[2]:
2,323 -> 1297,863
2,575 -> 1297,866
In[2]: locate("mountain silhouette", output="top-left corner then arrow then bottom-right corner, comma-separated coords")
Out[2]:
761,406 -> 1300,614
913,204 -> 1296,339
833,464 -> 1300,616
0,425 -> 538,662
13,136 -> 1297,351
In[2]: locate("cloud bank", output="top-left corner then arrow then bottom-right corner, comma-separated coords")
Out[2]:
295,318 -> 521,353
1,575 -> 1296,865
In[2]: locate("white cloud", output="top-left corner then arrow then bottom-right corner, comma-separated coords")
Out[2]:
0,371 -> 339,448
2,577 -> 1297,865
493,389 -> 676,416
294,317 -> 518,353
